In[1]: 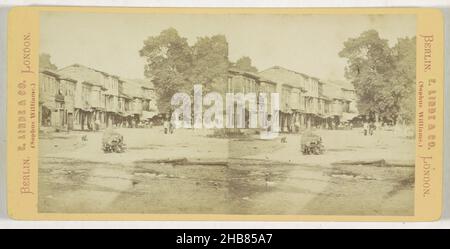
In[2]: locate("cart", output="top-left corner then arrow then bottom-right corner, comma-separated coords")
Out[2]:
301,131 -> 324,155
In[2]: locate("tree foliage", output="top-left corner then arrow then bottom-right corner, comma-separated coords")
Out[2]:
39,53 -> 58,71
339,30 -> 416,124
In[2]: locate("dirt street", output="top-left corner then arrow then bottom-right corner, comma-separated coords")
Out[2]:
38,127 -> 415,215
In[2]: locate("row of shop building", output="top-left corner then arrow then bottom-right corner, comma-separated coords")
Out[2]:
228,66 -> 359,132
39,64 -> 158,131
39,63 -> 358,132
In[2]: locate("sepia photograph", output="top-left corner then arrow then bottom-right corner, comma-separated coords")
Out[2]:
37,12 -> 417,216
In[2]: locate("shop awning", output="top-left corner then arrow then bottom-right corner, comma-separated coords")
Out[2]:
341,112 -> 359,122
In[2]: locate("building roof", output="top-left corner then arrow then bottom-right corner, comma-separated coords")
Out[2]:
121,78 -> 157,100
71,64 -> 121,78
228,68 -> 277,85
40,69 -> 81,84
60,76 -> 77,83
259,66 -> 307,90
228,68 -> 260,80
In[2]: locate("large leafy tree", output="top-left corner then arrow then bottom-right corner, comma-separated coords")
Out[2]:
39,53 -> 58,71
339,30 -> 415,124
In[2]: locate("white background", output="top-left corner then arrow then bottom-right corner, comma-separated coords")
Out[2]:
0,0 -> 449,229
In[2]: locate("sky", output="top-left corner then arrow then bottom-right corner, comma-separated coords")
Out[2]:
40,12 -> 416,81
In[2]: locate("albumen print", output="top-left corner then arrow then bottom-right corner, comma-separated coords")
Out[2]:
37,12 -> 417,215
